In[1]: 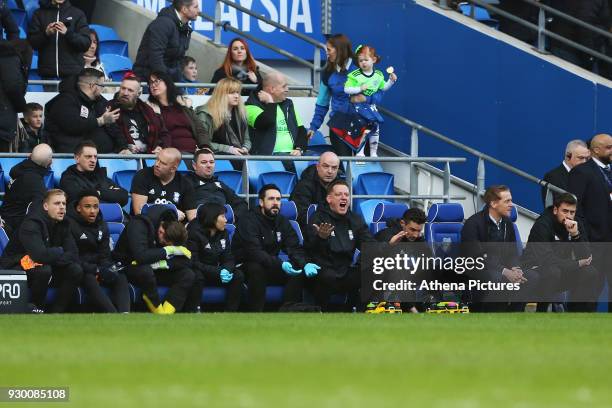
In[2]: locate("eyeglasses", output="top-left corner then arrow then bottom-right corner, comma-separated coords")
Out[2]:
149,78 -> 162,86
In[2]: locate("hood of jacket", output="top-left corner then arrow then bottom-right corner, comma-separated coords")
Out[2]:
67,199 -> 104,227
8,158 -> 49,180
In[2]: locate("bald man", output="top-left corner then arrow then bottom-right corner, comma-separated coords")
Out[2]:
290,151 -> 342,227
568,133 -> 612,309
0,143 -> 53,234
245,71 -> 308,156
130,148 -> 194,221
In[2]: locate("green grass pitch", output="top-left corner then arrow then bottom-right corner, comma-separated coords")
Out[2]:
1,313 -> 612,407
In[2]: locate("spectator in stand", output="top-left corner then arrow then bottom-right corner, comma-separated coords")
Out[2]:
146,71 -> 210,153
184,148 -> 248,222
186,202 -> 244,312
0,2 -> 20,41
83,28 -> 108,79
289,151 -> 341,227
45,68 -> 130,153
0,143 -> 53,235
0,39 -> 32,152
304,180 -> 375,311
232,184 -> 308,312
210,38 -> 262,96
70,0 -> 96,22
195,78 -> 250,157
0,189 -> 83,313
133,0 -> 199,82
67,189 -> 128,312
541,140 -> 590,206
109,72 -> 168,154
18,103 -> 47,153
112,204 -> 195,314
245,72 -> 307,158
180,56 -> 206,95
130,147 -> 194,221
59,141 -> 129,206
28,0 -> 91,82
568,133 -> 612,311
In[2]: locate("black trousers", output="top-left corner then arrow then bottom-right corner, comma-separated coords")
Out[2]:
470,268 -> 540,313
243,262 -> 303,312
27,263 -> 83,313
308,266 -> 361,312
102,274 -> 131,313
185,268 -> 245,312
80,273 -> 117,313
537,264 -> 600,312
126,265 -> 195,311
330,130 -> 354,157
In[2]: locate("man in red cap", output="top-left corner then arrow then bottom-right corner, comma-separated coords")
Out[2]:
108,72 -> 169,154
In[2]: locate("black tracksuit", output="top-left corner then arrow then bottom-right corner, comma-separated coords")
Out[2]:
28,0 -> 91,79
289,164 -> 341,227
59,163 -> 129,206
67,205 -> 130,312
186,207 -> 244,311
112,205 -> 195,311
0,4 -> 19,41
0,159 -> 48,235
0,41 -> 28,148
305,206 -> 375,310
0,207 -> 83,312
232,207 -> 305,311
133,6 -> 192,82
45,76 -> 127,153
522,208 -> 599,311
184,172 -> 247,219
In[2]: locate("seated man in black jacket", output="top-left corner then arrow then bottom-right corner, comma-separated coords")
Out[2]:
290,151 -> 341,227
112,204 -> 195,314
184,148 -> 247,222
0,189 -> 83,313
232,184 -> 310,312
59,140 -> 129,206
305,180 -> 375,311
186,202 -> 244,312
68,190 -> 130,313
462,185 -> 540,312
523,193 -> 599,312
44,68 -> 130,153
0,143 -> 52,236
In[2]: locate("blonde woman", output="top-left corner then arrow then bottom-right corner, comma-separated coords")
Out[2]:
195,78 -> 251,156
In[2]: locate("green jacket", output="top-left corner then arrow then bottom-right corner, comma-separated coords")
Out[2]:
195,104 -> 251,154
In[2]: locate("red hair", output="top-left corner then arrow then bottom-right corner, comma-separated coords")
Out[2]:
355,45 -> 381,64
222,38 -> 258,78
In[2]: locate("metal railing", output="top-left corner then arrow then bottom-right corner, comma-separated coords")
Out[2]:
26,80 -> 313,91
200,0 -> 327,92
377,106 -> 568,209
0,154 -> 466,206
453,0 -> 612,66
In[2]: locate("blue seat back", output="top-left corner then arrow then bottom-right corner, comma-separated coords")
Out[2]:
294,161 -> 317,179
257,171 -> 296,195
279,200 -> 297,221
224,204 -> 234,224
50,158 -> 75,186
356,199 -> 391,224
98,158 -> 139,177
214,159 -> 234,172
0,227 -> 9,255
144,158 -> 188,171
289,220 -> 303,245
90,24 -> 121,41
247,161 -> 285,188
100,54 -> 133,81
107,222 -> 125,250
215,170 -> 242,194
348,162 -> 384,189
10,8 -> 27,29
112,170 -> 137,191
372,202 -> 409,222
99,203 -> 124,223
306,203 -> 317,225
369,221 -> 387,236
354,172 -> 394,196
225,223 -> 236,242
425,203 -> 465,257
99,40 -> 129,57
141,203 -> 178,218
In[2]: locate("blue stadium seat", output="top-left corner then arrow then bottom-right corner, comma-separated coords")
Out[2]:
279,200 -> 297,220
215,170 -> 242,194
10,8 -> 27,29
45,288 -> 83,307
425,203 -> 464,257
18,25 -> 25,39
372,202 -> 409,223
348,162 -> 384,188
369,221 -> 387,235
202,287 -> 227,304
294,160 -> 317,179
458,4 -> 499,28
257,171 -> 296,195
50,158 -> 75,186
225,223 -> 236,242
7,0 -> 20,9
107,222 -> 124,250
99,40 -> 129,57
0,227 -> 9,255
27,54 -> 43,91
112,170 -> 136,191
144,158 -> 188,171
89,24 -> 121,41
100,54 -> 133,81
99,203 -> 124,223
306,130 -> 331,155
214,159 -> 233,172
353,171 -> 395,223
98,158 -> 139,178
224,203 -> 234,224
23,0 -> 38,21
306,203 -> 317,225
141,203 -> 178,218
247,160 -> 285,188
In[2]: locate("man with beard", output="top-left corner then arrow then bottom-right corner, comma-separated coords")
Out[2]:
184,148 -> 248,221
305,180 -> 376,311
232,184 -> 315,311
568,133 -> 612,310
290,151 -> 341,228
109,72 -> 169,154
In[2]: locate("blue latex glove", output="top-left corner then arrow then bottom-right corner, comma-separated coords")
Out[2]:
281,261 -> 302,276
220,268 -> 233,283
304,263 -> 320,278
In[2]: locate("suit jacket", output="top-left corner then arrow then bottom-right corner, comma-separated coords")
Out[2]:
568,159 -> 612,242
541,163 -> 569,206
